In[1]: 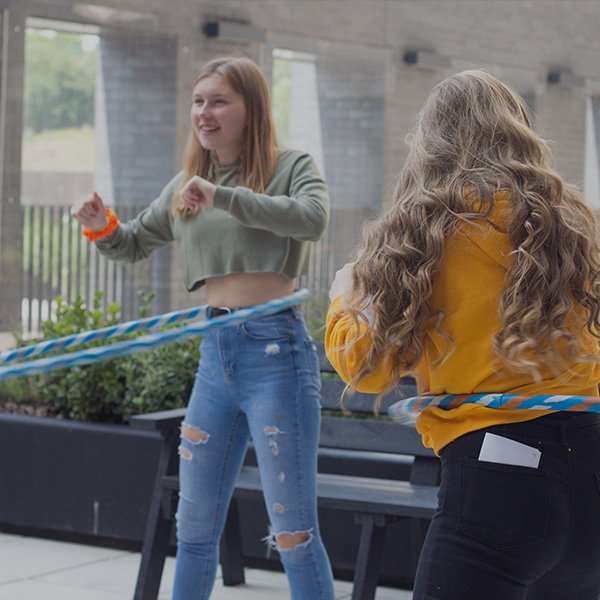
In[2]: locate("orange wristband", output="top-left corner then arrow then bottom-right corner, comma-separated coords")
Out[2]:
82,207 -> 119,242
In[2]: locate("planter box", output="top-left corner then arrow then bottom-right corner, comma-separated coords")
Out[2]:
0,412 -> 423,588
0,413 -> 161,543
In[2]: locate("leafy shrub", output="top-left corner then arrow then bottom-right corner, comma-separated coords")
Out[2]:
4,291 -> 199,423
0,376 -> 40,406
121,339 -> 199,420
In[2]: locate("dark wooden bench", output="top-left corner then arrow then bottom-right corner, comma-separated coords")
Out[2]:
130,344 -> 440,600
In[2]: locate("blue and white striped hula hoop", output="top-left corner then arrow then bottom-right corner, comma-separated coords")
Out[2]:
0,289 -> 309,382
388,392 -> 600,424
0,305 -> 208,366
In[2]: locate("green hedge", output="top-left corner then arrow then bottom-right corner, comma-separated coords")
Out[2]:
0,292 -> 198,423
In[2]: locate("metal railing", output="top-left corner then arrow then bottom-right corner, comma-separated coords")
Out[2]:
18,204 -> 367,337
20,204 -> 153,335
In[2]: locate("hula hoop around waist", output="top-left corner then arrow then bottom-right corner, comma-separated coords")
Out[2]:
388,392 -> 600,424
0,305 -> 209,366
0,289 -> 309,382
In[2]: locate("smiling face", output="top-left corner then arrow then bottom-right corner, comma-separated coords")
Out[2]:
190,74 -> 247,165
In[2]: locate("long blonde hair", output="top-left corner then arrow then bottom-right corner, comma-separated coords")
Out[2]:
173,56 -> 278,217
346,70 -> 600,392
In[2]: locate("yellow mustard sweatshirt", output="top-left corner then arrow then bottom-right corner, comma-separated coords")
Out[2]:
325,192 -> 600,454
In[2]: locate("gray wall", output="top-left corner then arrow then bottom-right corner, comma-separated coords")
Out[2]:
97,32 -> 178,313
0,6 -> 26,329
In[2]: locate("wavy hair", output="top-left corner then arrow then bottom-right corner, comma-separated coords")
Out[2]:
345,69 -> 600,392
173,56 -> 278,217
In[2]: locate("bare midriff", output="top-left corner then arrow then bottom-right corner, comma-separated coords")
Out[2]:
205,272 -> 294,308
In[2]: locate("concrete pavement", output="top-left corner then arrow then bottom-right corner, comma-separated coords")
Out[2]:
0,532 -> 413,600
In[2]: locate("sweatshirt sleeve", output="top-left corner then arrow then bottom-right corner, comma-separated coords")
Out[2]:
324,296 -> 395,393
94,173 -> 181,263
212,152 -> 328,241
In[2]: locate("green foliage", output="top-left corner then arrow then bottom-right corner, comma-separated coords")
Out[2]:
40,359 -> 129,422
41,292 -> 121,338
27,291 -> 198,423
36,292 -> 128,421
24,29 -> 96,133
121,339 -> 199,420
304,293 -> 330,341
0,376 -> 40,405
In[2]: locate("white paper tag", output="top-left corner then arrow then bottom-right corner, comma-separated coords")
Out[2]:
478,433 -> 541,469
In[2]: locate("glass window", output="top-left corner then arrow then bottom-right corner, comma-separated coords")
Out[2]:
20,19 -> 177,334
272,48 -> 385,331
585,96 -> 600,209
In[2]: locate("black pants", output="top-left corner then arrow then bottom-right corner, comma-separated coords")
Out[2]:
413,412 -> 600,600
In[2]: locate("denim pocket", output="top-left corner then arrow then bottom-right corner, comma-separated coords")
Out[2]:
241,315 -> 293,341
458,457 -> 551,549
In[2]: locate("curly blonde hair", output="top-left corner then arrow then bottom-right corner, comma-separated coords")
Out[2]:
346,70 -> 600,392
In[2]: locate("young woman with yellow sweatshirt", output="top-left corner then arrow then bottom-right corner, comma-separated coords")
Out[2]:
325,70 -> 600,600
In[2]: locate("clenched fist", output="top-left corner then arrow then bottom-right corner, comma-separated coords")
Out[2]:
71,192 -> 108,232
180,176 -> 216,211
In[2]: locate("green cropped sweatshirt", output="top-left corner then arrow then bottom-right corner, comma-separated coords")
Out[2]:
95,149 -> 329,291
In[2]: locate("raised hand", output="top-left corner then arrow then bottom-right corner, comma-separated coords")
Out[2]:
180,176 -> 216,211
329,262 -> 355,301
71,192 -> 108,232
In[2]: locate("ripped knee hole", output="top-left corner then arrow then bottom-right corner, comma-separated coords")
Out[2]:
181,424 -> 210,444
276,531 -> 311,549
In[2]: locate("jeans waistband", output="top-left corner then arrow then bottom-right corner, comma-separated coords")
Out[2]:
205,305 -> 295,319
531,410 -> 600,429
493,411 -> 600,449
442,412 -> 600,457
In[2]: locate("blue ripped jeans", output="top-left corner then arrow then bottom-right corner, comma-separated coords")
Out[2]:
172,309 -> 335,600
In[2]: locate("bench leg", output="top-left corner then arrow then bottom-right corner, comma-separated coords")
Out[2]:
409,517 -> 430,574
133,491 -> 174,600
351,514 -> 387,600
220,498 -> 246,586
